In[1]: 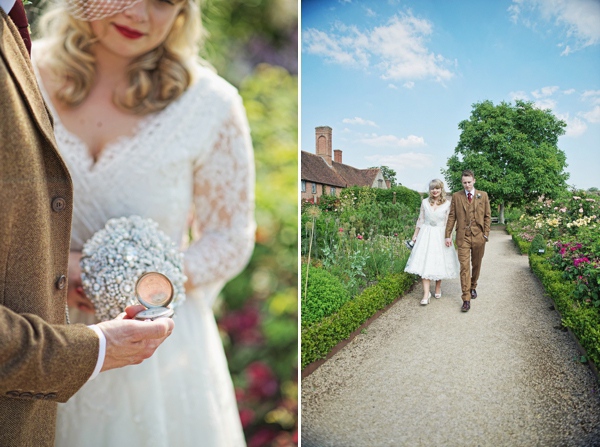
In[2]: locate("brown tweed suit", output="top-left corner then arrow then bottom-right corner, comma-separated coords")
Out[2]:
0,8 -> 99,446
445,190 -> 491,302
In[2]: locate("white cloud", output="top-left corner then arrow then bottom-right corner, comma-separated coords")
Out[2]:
365,152 -> 433,170
531,86 -> 559,98
563,88 -> 576,94
403,81 -> 415,89
560,45 -> 573,56
302,11 -> 455,85
508,0 -> 600,54
341,127 -> 352,133
582,90 -> 600,99
534,99 -> 557,110
343,117 -> 378,127
580,105 -> 600,123
388,83 -> 398,89
359,134 -> 426,148
302,28 -> 363,67
509,91 -> 529,101
365,7 -> 376,17
558,112 -> 588,137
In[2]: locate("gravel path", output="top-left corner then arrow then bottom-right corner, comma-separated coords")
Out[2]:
301,227 -> 600,447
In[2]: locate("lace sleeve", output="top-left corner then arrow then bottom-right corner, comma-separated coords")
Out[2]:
184,95 -> 256,288
416,200 -> 425,229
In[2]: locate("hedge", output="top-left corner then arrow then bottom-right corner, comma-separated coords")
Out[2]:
343,185 -> 422,211
529,254 -> 600,366
301,272 -> 417,369
301,265 -> 351,326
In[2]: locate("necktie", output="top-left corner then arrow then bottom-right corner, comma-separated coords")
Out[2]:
7,0 -> 31,56
468,192 -> 472,203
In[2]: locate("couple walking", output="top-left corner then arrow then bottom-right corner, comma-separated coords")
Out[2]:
405,170 -> 491,312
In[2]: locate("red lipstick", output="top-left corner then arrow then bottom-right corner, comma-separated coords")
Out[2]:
113,23 -> 144,39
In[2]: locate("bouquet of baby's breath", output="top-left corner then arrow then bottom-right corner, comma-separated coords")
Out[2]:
80,216 -> 187,321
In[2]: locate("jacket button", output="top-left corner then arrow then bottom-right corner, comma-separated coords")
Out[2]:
57,275 -> 67,290
52,197 -> 66,212
6,391 -> 19,398
20,392 -> 33,399
44,393 -> 57,400
33,393 -> 45,400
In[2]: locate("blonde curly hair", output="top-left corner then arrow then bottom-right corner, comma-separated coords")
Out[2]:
37,0 -> 203,115
428,179 -> 447,206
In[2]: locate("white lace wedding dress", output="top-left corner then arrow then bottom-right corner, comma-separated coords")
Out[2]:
404,198 -> 460,280
32,45 -> 254,447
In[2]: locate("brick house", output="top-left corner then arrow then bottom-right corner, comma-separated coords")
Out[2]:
301,126 -> 389,202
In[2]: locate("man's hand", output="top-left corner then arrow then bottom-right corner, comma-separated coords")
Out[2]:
445,238 -> 452,247
97,305 -> 174,372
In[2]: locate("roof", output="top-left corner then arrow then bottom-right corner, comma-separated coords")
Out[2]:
331,163 -> 379,188
301,151 -> 383,189
301,151 -> 346,188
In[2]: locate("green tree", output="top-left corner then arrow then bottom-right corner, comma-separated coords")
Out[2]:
442,100 -> 569,223
369,165 -> 398,187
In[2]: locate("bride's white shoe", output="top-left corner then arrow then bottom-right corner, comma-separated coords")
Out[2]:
420,293 -> 431,305
434,292 -> 442,299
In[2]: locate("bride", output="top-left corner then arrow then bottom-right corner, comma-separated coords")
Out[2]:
33,0 -> 254,445
404,179 -> 460,305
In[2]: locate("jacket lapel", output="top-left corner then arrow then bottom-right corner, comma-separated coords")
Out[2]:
0,9 -> 57,148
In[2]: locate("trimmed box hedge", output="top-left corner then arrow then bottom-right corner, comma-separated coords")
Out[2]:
301,265 -> 351,326
301,272 -> 417,369
530,254 -> 600,366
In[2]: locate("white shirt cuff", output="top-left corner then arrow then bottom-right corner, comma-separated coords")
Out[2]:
87,325 -> 106,381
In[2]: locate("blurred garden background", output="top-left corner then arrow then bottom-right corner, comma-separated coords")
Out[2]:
27,0 -> 298,445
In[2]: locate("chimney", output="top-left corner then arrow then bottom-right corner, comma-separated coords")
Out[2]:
334,150 -> 342,163
315,126 -> 332,166
385,179 -> 391,189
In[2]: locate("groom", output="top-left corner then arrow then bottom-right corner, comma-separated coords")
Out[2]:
445,170 -> 491,312
1,4 -> 174,446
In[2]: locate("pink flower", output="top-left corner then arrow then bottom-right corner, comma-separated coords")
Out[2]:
560,208 -> 567,212
239,408 -> 255,429
339,228 -> 344,232
394,233 -> 398,237
357,235 -> 363,240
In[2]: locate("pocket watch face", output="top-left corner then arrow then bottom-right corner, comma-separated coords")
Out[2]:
135,272 -> 174,308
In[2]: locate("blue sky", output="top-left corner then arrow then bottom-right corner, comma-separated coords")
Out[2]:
301,0 -> 600,192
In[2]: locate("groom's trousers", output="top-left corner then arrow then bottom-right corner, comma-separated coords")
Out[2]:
457,231 -> 486,301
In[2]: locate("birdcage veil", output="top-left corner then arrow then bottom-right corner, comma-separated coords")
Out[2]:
62,0 -> 144,21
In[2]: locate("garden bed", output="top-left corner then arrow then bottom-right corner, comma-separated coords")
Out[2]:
529,253 -> 600,383
301,272 -> 417,373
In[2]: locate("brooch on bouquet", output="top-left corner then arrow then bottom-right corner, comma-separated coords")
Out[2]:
80,216 -> 187,321
476,194 -> 482,199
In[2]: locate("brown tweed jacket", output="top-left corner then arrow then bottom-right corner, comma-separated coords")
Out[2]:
445,189 -> 491,247
0,8 -> 99,447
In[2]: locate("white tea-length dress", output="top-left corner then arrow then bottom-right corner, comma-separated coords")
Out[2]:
32,43 -> 254,447
404,198 -> 460,280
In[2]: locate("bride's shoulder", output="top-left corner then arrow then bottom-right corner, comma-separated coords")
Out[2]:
187,61 -> 240,105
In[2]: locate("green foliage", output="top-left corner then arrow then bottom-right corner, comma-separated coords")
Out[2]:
529,254 -> 600,366
443,100 -> 569,208
368,165 -> 398,187
529,234 -> 546,255
301,272 -> 417,369
218,65 -> 298,442
341,185 -> 421,211
300,265 -> 351,327
200,0 -> 297,85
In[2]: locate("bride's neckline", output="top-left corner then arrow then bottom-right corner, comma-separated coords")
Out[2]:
30,41 -> 203,171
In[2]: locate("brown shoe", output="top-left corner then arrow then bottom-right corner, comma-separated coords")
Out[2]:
470,289 -> 477,299
461,301 -> 470,312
